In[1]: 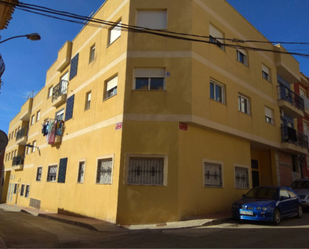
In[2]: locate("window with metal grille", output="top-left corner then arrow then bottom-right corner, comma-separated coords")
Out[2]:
235,166 -> 249,189
47,166 -> 57,182
25,185 -> 30,198
96,158 -> 113,184
204,162 -> 222,187
127,157 -> 164,185
36,167 -> 42,181
20,184 -> 25,196
65,95 -> 75,121
77,161 -> 85,183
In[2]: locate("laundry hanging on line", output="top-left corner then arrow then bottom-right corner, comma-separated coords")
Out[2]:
42,119 -> 64,144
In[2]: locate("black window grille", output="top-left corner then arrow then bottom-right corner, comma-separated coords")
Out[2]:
47,166 -> 57,182
78,161 -> 85,183
20,185 -> 25,196
25,185 -> 30,198
65,95 -> 75,121
204,162 -> 222,187
235,167 -> 249,188
69,53 -> 79,80
36,167 -> 42,181
58,158 -> 68,183
96,158 -> 113,184
128,157 -> 164,185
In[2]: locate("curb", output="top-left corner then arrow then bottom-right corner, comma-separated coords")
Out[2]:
202,217 -> 233,227
37,213 -> 99,231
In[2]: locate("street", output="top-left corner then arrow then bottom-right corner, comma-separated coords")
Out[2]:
1,209 -> 309,248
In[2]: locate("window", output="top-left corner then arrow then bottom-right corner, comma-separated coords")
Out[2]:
57,158 -> 68,183
265,106 -> 274,125
11,152 -> 13,159
237,49 -> 248,66
262,64 -> 270,81
134,68 -> 165,90
65,95 -> 75,121
69,53 -> 79,80
204,161 -> 222,187
127,157 -> 165,185
31,115 -> 35,125
14,184 -> 17,194
25,185 -> 30,198
36,167 -> 42,181
26,146 -> 31,155
109,21 -> 121,45
209,24 -> 224,50
47,166 -> 57,182
235,166 -> 249,189
36,110 -> 41,122
96,158 -> 113,184
105,76 -> 118,99
55,109 -> 65,121
8,152 -> 10,160
238,93 -> 251,115
14,150 -> 17,157
89,44 -> 95,63
14,129 -> 17,137
77,161 -> 85,183
20,185 -> 25,196
48,86 -> 53,98
32,141 -> 36,152
300,87 -> 306,97
210,79 -> 225,104
136,10 -> 167,30
85,91 -> 91,110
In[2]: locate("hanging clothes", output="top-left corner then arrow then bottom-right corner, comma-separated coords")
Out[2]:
48,121 -> 57,144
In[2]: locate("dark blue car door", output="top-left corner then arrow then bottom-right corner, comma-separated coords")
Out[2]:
278,188 -> 292,217
287,189 -> 299,214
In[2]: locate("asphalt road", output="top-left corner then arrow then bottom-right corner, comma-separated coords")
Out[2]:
1,209 -> 309,248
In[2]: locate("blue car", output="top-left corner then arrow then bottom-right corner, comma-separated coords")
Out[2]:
232,186 -> 303,224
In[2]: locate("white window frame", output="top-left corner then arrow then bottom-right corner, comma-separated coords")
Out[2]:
202,159 -> 224,188
238,93 -> 251,115
136,10 -> 167,30
85,91 -> 91,110
48,86 -> 53,98
36,110 -> 41,122
125,154 -> 168,186
55,109 -> 65,121
109,20 -> 121,45
89,44 -> 95,63
133,68 -> 166,90
265,106 -> 274,125
95,154 -> 114,185
25,185 -> 30,198
31,115 -> 35,126
237,49 -> 248,66
262,64 -> 270,82
77,160 -> 86,183
47,165 -> 58,182
209,24 -> 224,50
234,164 -> 251,189
210,79 -> 225,104
36,166 -> 42,182
105,76 -> 118,100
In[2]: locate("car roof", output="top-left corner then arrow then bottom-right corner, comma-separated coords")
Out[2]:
254,186 -> 281,189
293,178 -> 309,182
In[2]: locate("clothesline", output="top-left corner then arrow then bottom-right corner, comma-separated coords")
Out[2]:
42,119 -> 64,145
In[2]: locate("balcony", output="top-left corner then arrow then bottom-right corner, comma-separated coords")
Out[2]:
278,84 -> 304,118
16,126 -> 27,145
12,155 -> 24,170
281,125 -> 308,154
52,80 -> 68,107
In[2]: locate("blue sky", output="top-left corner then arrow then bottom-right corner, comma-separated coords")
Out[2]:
1,0 -> 309,134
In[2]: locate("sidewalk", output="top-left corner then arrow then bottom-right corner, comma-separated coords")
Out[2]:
0,203 -> 232,231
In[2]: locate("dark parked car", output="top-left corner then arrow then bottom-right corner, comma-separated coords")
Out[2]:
232,186 -> 302,224
291,179 -> 309,210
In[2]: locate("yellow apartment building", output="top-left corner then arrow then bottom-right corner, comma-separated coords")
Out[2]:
2,0 -> 309,225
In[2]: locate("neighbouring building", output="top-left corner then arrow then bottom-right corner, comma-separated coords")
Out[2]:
0,0 -> 17,30
2,0 -> 309,225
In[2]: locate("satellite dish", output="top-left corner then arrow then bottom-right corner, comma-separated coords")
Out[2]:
0,130 -> 8,151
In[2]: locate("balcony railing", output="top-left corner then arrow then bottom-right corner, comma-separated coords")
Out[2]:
12,154 -> 24,167
278,84 -> 304,112
16,126 -> 27,141
281,125 -> 308,149
52,80 -> 68,102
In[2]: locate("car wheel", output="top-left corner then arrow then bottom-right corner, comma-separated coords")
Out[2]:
273,208 -> 281,225
297,205 -> 303,218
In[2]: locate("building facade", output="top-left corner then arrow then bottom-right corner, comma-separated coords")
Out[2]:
2,0 -> 309,225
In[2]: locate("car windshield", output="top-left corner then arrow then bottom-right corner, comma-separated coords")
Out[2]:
244,187 -> 278,200
291,181 -> 309,189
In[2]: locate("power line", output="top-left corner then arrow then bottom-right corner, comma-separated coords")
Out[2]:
2,0 -> 309,58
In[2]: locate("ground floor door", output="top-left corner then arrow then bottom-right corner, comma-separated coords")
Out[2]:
251,160 -> 260,187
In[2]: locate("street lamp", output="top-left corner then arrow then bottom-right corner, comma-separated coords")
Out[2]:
0,33 -> 41,44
